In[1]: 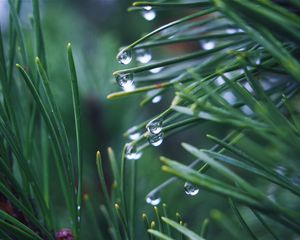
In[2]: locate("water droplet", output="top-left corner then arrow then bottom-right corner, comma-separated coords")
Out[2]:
77,205 -> 81,211
148,132 -> 164,147
125,143 -> 143,160
136,48 -> 152,64
146,118 -> 163,134
128,126 -> 141,140
152,95 -> 162,104
142,6 -> 156,21
184,182 -> 199,196
117,49 -> 132,65
201,40 -> 215,50
150,67 -> 163,74
146,192 -> 161,206
116,73 -> 135,91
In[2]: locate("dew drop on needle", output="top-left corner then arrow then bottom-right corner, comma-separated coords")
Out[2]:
125,143 -> 143,160
146,192 -> 161,206
115,73 -> 135,91
148,132 -> 164,147
117,49 -> 132,65
146,118 -> 163,135
142,6 -> 156,21
184,182 -> 199,196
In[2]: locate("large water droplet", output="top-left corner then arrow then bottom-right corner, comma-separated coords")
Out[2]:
146,192 -> 161,206
128,126 -> 141,140
116,73 -> 135,91
125,143 -> 142,160
136,48 -> 152,64
117,49 -> 132,65
184,182 -> 199,196
142,6 -> 156,21
146,118 -> 163,134
148,132 -> 164,147
201,40 -> 215,50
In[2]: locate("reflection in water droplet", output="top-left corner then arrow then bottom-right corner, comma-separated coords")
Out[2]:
150,66 -> 163,74
146,192 -> 161,206
142,6 -> 156,21
152,95 -> 162,104
116,73 -> 135,91
136,48 -> 152,64
117,49 -> 132,65
125,143 -> 143,160
184,182 -> 199,196
148,132 -> 164,147
201,40 -> 215,50
146,118 -> 163,134
128,126 -> 141,140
